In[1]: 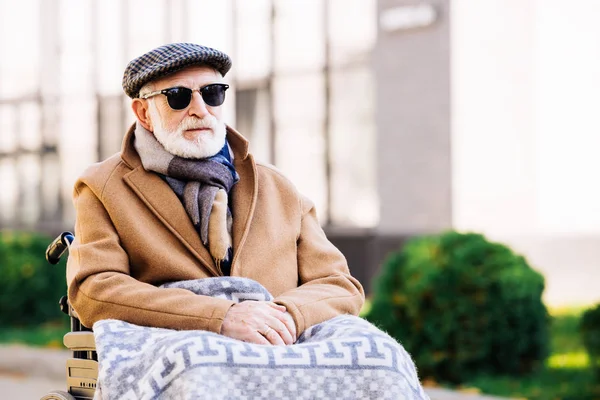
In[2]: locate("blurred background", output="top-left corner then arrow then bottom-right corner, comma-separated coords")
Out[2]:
1,0 -> 600,398
2,0 -> 600,307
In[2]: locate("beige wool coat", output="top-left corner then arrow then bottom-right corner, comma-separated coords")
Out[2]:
66,124 -> 364,336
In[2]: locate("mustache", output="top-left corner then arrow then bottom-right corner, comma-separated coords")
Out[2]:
178,115 -> 218,131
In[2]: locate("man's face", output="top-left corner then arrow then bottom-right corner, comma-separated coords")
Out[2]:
141,66 -> 227,159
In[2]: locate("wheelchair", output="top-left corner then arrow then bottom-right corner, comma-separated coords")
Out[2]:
41,232 -> 98,400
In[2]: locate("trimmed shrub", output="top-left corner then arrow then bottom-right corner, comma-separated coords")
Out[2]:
0,231 -> 68,327
365,231 -> 549,383
581,304 -> 600,378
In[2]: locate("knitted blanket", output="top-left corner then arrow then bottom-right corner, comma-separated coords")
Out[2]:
92,277 -> 429,400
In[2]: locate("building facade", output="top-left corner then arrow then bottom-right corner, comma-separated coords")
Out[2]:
1,0 -> 599,306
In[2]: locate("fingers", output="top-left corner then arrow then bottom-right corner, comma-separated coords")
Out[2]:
279,312 -> 297,343
246,330 -> 271,346
260,324 -> 286,346
264,316 -> 294,345
221,315 -> 272,345
266,302 -> 287,313
266,303 -> 297,343
220,301 -> 296,346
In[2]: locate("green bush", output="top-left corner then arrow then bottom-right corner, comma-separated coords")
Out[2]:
365,231 -> 550,383
581,304 -> 600,378
0,231 -> 68,327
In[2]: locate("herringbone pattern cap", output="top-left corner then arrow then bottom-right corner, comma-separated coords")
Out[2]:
122,42 -> 232,98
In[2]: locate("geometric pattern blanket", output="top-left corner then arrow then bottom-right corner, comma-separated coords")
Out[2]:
92,277 -> 430,400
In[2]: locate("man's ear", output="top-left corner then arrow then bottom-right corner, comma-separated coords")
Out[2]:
131,99 -> 153,131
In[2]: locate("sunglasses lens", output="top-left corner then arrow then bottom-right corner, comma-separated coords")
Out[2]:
165,87 -> 192,110
201,84 -> 228,107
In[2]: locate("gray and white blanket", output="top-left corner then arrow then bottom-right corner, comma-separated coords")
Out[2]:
93,277 -> 429,400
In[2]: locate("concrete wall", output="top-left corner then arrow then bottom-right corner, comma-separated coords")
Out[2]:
341,0 -> 453,294
374,0 -> 453,235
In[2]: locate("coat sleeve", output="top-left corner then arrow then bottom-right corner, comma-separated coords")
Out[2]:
66,179 -> 235,332
272,195 -> 365,335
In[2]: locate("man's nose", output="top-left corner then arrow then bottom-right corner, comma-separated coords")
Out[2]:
188,91 -> 210,118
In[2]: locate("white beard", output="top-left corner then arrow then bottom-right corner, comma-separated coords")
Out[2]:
147,100 -> 227,159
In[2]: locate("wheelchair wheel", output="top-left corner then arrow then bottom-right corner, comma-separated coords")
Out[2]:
40,390 -> 76,400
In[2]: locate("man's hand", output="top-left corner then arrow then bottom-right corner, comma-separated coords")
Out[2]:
221,301 -> 297,345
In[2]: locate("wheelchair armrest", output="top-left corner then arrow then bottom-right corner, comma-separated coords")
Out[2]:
64,332 -> 96,351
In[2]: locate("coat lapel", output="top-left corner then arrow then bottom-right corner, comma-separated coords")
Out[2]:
123,167 -> 220,276
230,154 -> 257,269
225,126 -> 257,270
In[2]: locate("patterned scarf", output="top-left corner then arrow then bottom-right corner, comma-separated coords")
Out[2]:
133,122 -> 239,267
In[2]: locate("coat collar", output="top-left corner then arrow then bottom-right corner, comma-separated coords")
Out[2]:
120,123 -> 256,276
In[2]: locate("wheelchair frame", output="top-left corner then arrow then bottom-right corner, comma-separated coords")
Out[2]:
41,232 -> 98,400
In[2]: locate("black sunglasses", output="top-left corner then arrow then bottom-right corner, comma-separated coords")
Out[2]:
140,83 -> 229,110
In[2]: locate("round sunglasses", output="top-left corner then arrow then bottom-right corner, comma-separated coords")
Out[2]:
140,83 -> 230,110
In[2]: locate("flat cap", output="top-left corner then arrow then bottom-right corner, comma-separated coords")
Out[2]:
122,42 -> 232,98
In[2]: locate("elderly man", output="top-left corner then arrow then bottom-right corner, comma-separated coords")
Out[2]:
66,43 -> 365,346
